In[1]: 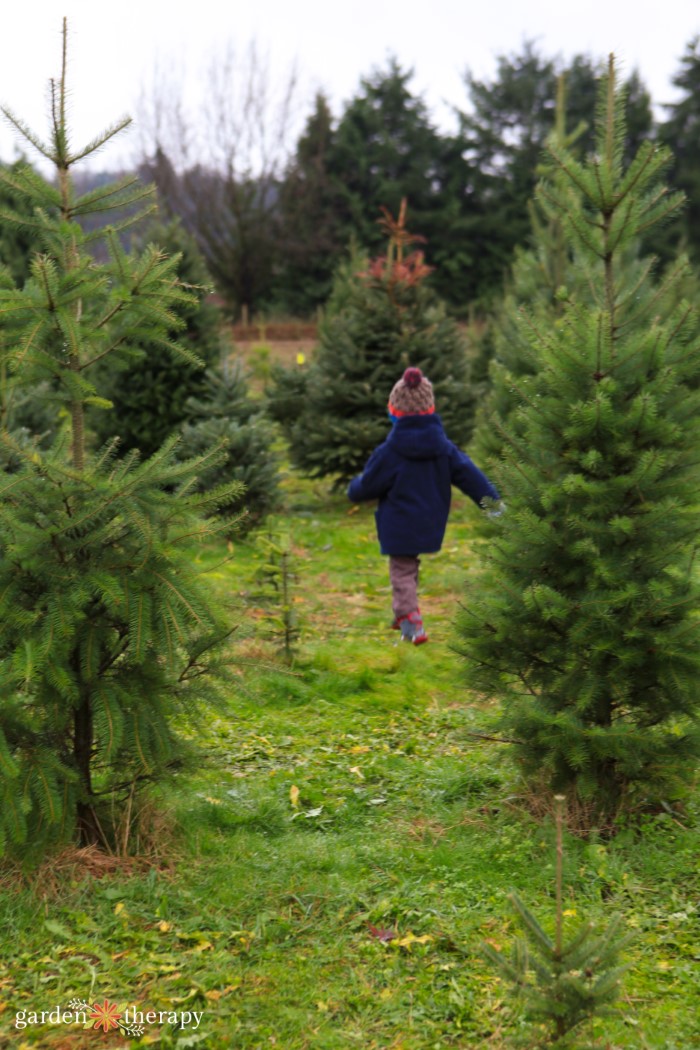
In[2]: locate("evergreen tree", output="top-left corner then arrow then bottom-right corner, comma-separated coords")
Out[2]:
90,218 -> 222,457
268,204 -> 474,483
328,60 -> 446,249
179,359 -> 281,532
274,93 -> 345,314
0,22 -> 236,854
323,60 -> 477,309
456,58 -> 700,821
657,38 -> 700,265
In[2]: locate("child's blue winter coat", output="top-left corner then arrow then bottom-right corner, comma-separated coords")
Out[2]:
347,414 -> 499,556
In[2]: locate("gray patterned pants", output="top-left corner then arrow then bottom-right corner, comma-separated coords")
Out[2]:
389,555 -> 421,618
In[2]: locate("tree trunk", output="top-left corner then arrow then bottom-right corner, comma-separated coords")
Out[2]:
74,692 -> 100,846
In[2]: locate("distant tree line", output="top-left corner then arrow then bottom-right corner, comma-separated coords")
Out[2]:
3,39 -> 700,318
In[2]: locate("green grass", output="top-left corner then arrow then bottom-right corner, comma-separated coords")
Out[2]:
0,478 -> 698,1049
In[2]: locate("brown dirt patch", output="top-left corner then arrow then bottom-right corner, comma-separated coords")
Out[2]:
238,339 -> 317,372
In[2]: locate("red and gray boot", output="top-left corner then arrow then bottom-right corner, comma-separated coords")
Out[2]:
397,610 -> 428,645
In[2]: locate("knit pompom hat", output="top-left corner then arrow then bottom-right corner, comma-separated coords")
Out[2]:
388,367 -> 435,417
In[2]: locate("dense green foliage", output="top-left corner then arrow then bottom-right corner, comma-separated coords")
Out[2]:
0,380 -> 59,471
0,439 -> 235,857
0,26 -> 235,854
0,159 -> 39,286
179,359 -> 281,532
90,219 -> 222,458
320,60 -> 474,309
657,37 -> 700,265
0,161 -> 60,468
267,220 -> 474,483
457,59 -> 700,819
473,78 -> 597,468
460,46 -> 652,300
274,93 -> 345,314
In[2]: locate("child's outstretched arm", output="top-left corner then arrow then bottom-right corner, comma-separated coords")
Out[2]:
449,445 -> 500,507
347,445 -> 395,503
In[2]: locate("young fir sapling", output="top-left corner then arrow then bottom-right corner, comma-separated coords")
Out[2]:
0,21 -> 238,855
252,531 -> 300,661
483,797 -> 633,1047
457,56 -> 700,821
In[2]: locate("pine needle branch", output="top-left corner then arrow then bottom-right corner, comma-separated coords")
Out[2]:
0,106 -> 54,161
68,117 -> 133,166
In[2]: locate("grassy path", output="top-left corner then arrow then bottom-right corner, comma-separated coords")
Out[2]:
1,481 -> 698,1049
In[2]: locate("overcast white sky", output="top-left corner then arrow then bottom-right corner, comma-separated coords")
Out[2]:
1,0 -> 699,171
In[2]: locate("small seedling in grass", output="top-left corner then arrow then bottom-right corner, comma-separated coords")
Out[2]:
248,342 -> 272,386
482,796 -> 633,1047
253,530 -> 301,660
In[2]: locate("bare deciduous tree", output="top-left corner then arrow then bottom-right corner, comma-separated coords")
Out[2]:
136,40 -> 300,317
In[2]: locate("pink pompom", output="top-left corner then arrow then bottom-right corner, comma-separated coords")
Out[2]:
402,367 -> 423,389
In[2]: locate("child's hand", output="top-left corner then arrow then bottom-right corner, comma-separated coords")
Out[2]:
486,500 -> 507,519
